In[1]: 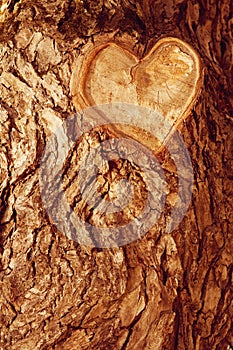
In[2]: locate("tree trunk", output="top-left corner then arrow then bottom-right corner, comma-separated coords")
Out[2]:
0,1 -> 232,349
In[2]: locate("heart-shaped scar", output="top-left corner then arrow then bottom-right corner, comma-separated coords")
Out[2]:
71,37 -> 202,152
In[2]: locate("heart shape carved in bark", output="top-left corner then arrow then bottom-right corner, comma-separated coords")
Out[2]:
71,37 -> 202,151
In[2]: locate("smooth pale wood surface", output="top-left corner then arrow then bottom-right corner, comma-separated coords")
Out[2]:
71,37 -> 202,151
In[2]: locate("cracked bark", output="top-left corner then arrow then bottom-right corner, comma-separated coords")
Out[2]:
0,0 -> 232,349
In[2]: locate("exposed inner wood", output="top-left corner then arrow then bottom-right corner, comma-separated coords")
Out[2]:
71,37 -> 202,152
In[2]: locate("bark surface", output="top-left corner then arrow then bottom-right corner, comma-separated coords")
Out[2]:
0,0 -> 232,349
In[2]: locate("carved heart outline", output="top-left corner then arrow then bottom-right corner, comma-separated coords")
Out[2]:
71,36 -> 202,152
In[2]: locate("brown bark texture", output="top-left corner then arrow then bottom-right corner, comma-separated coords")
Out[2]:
0,0 -> 233,349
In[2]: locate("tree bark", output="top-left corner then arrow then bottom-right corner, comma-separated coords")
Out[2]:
0,1 -> 232,349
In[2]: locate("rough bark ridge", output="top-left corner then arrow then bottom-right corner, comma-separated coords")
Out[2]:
0,0 -> 232,349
